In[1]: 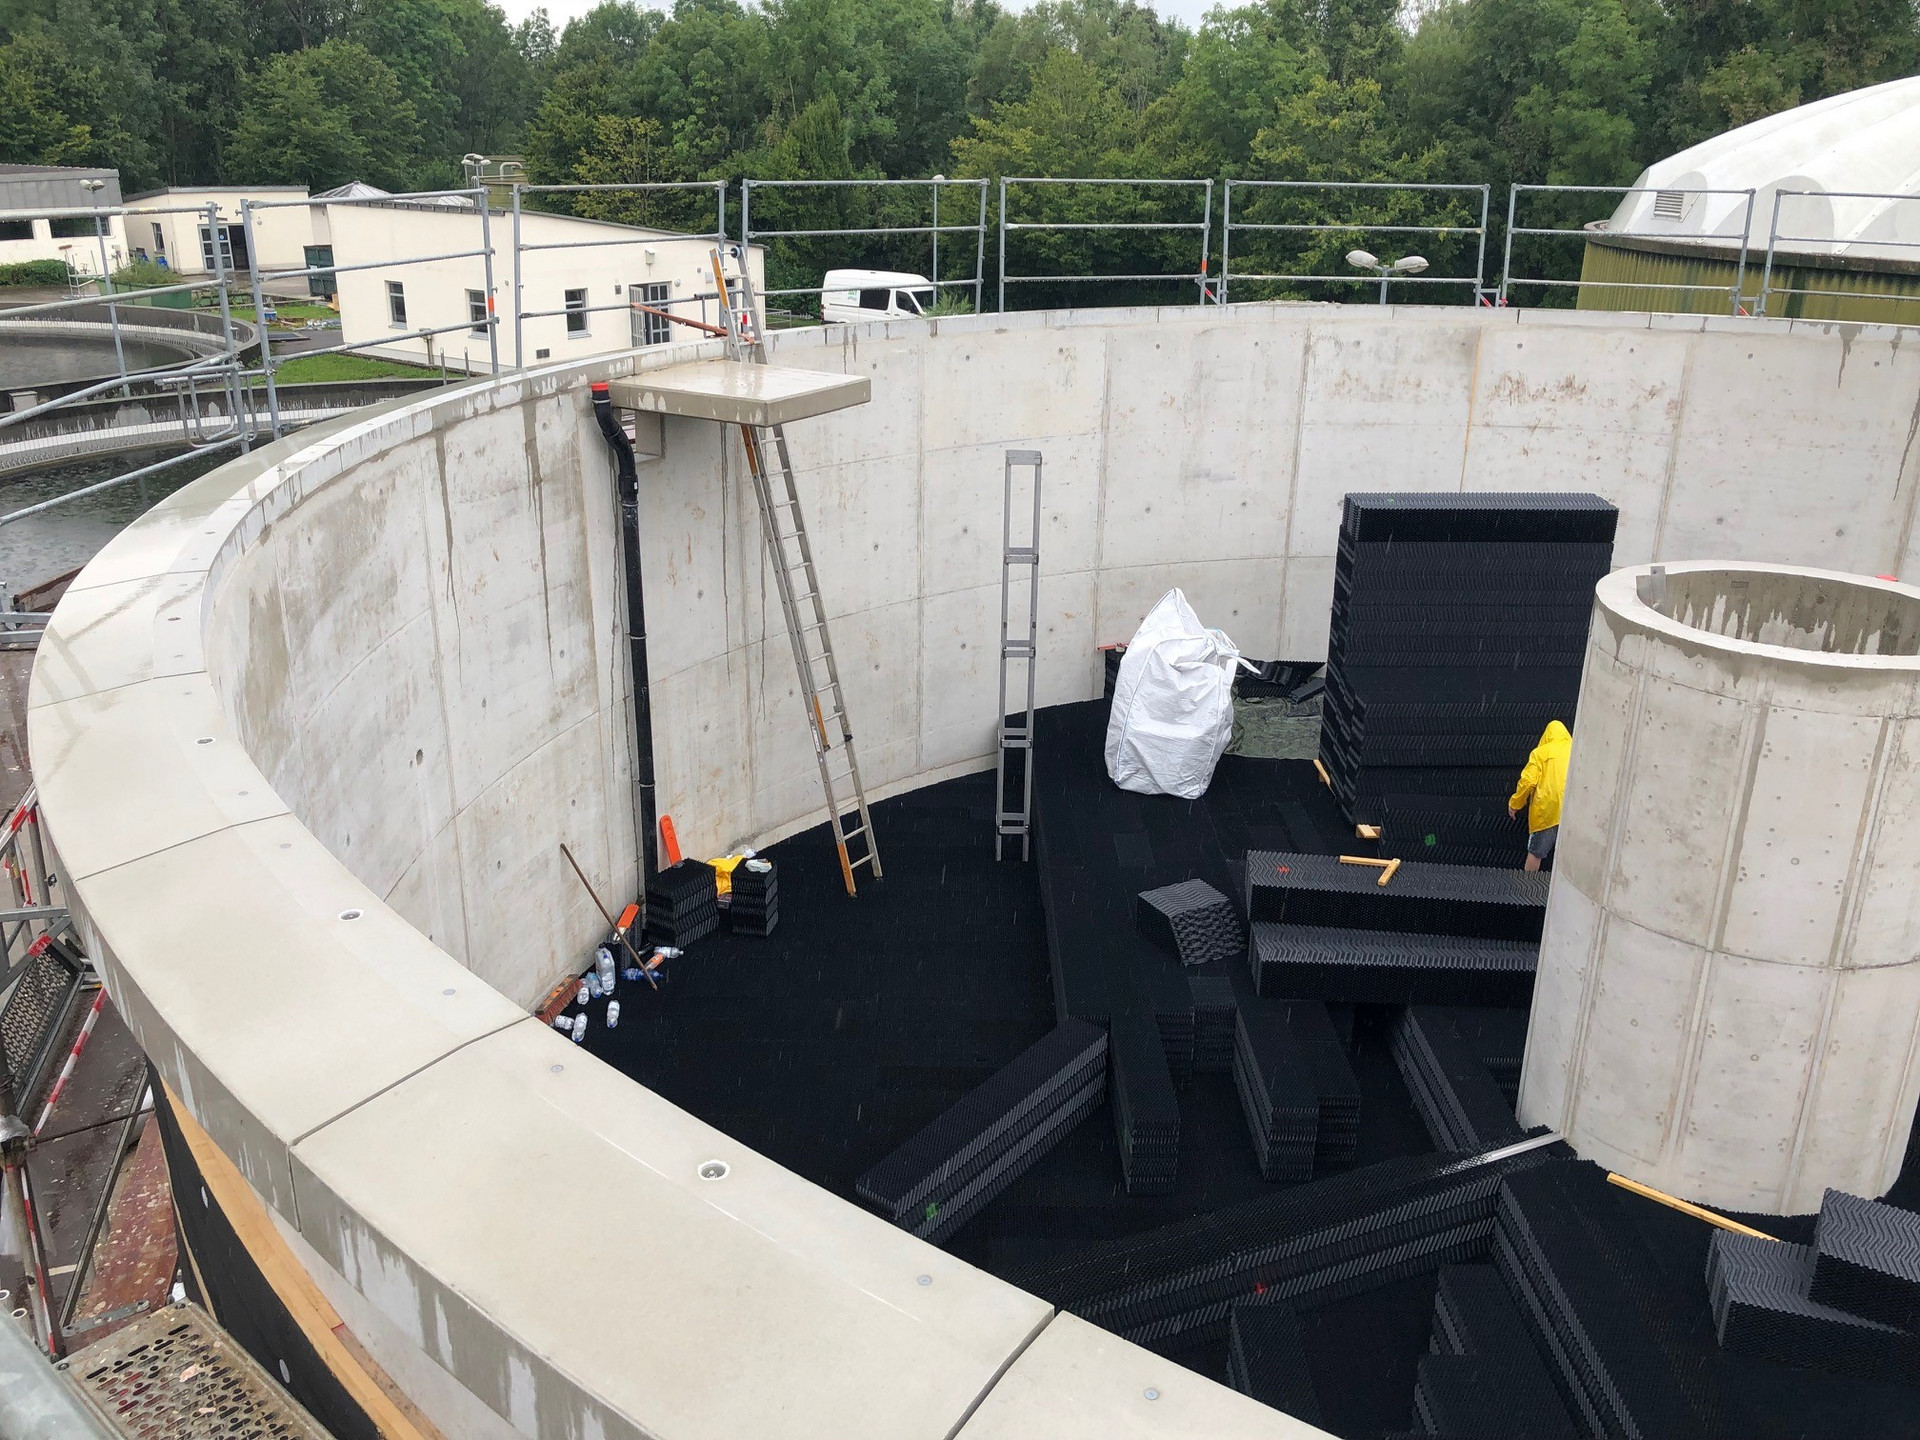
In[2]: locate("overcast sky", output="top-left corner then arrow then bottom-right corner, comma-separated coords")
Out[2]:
494,0 -> 1224,35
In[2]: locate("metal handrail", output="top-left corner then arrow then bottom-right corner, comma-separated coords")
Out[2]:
742,178 -> 989,311
1220,180 -> 1491,304
997,177 -> 1213,311
1501,183 -> 1759,314
1758,188 -> 1920,317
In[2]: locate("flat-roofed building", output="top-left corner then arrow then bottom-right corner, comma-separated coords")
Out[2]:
0,163 -> 127,276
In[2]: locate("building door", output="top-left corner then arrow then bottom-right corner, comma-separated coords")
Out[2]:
631,282 -> 673,346
225,223 -> 250,272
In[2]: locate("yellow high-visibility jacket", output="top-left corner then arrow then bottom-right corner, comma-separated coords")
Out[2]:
1509,720 -> 1571,833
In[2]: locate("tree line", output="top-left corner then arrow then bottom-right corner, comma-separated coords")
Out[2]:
3,0 -> 1916,302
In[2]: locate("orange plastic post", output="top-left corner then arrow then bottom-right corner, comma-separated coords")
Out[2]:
658,815 -> 683,867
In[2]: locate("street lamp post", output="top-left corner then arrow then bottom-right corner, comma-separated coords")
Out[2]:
80,178 -> 128,393
1346,248 -> 1430,304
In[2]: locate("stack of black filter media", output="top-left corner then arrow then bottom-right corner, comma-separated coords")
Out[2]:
1228,1303 -> 1323,1424
855,1019 -> 1107,1244
1245,851 -> 1544,1007
1433,1006 -> 1528,1106
1707,1230 -> 1920,1383
1232,1002 -> 1320,1182
1006,1143 -> 1557,1350
645,858 -> 720,946
1808,1188 -> 1920,1331
1317,492 -> 1616,854
1110,1012 -> 1180,1195
1137,879 -> 1244,967
1493,1160 -> 1723,1440
1188,974 -> 1236,1074
1414,1265 -> 1577,1439
1283,1000 -> 1360,1164
727,859 -> 777,936
1391,1007 -> 1525,1153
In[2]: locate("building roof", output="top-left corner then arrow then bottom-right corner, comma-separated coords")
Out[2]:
313,181 -> 473,209
124,184 -> 311,201
1603,76 -> 1920,262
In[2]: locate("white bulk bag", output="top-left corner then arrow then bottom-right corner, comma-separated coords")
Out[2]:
1105,588 -> 1249,798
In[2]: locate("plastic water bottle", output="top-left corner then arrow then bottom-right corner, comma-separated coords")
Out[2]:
622,967 -> 644,983
576,979 -> 590,1006
596,947 -> 617,993
655,946 -> 684,961
552,1014 -> 572,1031
570,1014 -> 588,1043
605,1000 -> 620,1029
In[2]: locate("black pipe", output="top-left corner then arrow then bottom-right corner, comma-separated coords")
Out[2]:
591,382 -> 658,879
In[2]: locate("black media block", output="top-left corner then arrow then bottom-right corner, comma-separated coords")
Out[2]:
1006,1145 -> 1558,1349
1708,1230 -> 1920,1384
1391,1007 -> 1524,1153
1250,922 -> 1537,1008
1808,1187 -> 1920,1332
727,860 -> 778,936
645,859 -> 720,946
1227,1302 -> 1322,1424
1282,1001 -> 1359,1165
1137,878 -> 1244,967
1244,851 -> 1547,942
855,1019 -> 1107,1245
1110,1013 -> 1180,1196
1189,974 -> 1237,1075
1232,1004 -> 1319,1182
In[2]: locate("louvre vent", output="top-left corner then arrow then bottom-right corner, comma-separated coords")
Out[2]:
1653,189 -> 1686,221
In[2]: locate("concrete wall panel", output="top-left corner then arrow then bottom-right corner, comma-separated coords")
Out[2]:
44,309 -> 1920,1432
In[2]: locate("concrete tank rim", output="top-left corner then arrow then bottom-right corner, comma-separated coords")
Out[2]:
31,299 -> 1900,1439
1597,560 -> 1920,670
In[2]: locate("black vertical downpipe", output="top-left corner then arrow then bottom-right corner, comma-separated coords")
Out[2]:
590,382 -> 658,879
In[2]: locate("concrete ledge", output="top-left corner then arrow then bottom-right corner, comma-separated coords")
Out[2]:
39,304 -> 1920,1434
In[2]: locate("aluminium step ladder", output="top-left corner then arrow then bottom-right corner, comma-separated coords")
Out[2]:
996,450 -> 1042,860
708,246 -> 882,896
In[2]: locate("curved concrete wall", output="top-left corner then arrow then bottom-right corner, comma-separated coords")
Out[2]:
31,302 -> 1920,1437
1519,563 -> 1920,1215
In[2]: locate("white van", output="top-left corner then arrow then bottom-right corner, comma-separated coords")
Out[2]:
820,269 -> 937,322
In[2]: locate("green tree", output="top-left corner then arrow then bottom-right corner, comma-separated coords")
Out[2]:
226,39 -> 422,189
0,29 -> 139,170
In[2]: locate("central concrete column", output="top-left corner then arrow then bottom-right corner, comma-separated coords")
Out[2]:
1519,563 -> 1920,1214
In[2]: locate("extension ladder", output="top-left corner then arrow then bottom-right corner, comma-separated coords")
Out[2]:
996,450 -> 1042,860
708,246 -> 882,895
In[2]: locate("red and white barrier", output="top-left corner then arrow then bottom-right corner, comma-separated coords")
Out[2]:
32,988 -> 106,1137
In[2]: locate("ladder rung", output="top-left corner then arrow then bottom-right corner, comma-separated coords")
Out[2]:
1002,642 -> 1035,659
838,824 -> 868,842
1000,736 -> 1032,750
1005,548 -> 1038,563
848,851 -> 880,871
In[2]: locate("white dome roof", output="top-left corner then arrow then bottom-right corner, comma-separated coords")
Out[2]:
1602,76 -> 1920,263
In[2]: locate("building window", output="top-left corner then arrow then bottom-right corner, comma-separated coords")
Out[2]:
49,216 -> 97,239
198,222 -> 233,272
304,245 -> 334,298
632,282 -> 672,347
151,222 -> 165,254
0,220 -> 32,242
565,287 -> 588,336
468,289 -> 489,336
387,280 -> 408,328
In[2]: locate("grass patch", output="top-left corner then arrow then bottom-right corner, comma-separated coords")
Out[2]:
271,353 -> 448,383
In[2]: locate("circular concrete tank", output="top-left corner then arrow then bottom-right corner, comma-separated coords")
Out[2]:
1519,562 -> 1920,1215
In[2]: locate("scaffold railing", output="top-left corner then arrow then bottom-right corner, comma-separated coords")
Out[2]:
1220,180 -> 1491,304
742,178 -> 989,314
997,177 -> 1214,311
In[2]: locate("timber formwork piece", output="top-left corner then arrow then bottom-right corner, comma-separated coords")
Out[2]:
1005,1144 -> 1558,1350
1390,1007 -> 1525,1154
1707,1231 -> 1920,1384
1227,1302 -> 1324,1425
855,1018 -> 1107,1244
1136,879 -> 1243,968
1318,493 -> 1616,834
1807,1188 -> 1920,1331
1492,1160 -> 1724,1440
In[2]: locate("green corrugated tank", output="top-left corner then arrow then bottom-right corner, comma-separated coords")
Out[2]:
1578,232 -> 1920,324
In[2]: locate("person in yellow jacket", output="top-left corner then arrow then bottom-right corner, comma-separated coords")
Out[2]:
1508,720 -> 1571,872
